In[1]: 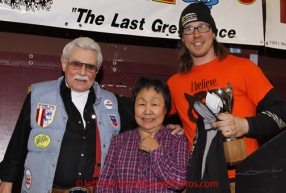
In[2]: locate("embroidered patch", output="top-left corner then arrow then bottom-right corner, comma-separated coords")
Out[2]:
34,134 -> 51,149
108,114 -> 118,127
182,13 -> 197,27
104,99 -> 113,109
25,169 -> 32,190
35,103 -> 57,128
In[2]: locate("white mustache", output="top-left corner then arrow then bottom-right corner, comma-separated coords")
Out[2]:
73,75 -> 89,81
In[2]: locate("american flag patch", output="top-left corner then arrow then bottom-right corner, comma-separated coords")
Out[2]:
35,103 -> 57,128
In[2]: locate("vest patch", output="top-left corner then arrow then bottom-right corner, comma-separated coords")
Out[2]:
104,99 -> 113,109
25,169 -> 32,190
108,114 -> 118,127
34,134 -> 51,148
35,103 -> 57,128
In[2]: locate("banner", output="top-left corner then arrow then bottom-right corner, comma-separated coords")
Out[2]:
265,0 -> 286,50
0,0 -> 263,46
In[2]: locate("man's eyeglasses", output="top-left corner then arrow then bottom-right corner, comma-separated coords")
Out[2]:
182,24 -> 212,35
68,61 -> 98,73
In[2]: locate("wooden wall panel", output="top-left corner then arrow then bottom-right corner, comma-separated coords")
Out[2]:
0,65 -> 62,163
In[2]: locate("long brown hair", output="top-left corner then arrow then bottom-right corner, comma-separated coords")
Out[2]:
176,38 -> 228,73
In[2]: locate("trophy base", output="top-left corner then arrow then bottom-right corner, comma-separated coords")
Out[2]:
223,138 -> 248,166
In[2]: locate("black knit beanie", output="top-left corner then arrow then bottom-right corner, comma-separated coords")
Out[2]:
178,2 -> 218,37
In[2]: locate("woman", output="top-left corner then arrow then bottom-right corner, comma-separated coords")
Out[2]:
96,76 -> 189,192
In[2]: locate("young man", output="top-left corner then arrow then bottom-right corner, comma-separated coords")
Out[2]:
167,2 -> 286,193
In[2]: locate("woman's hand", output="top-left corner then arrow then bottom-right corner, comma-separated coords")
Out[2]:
139,137 -> 160,153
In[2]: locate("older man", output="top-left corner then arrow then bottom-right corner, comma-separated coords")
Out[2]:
0,37 -> 182,193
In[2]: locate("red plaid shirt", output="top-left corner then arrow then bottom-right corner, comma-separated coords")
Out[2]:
96,126 -> 190,193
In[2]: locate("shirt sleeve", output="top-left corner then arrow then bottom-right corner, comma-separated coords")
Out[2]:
0,93 -> 32,182
96,137 -> 119,193
150,134 -> 189,190
246,88 -> 286,137
241,59 -> 274,106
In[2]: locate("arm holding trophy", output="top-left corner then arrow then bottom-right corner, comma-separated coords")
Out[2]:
210,86 -> 286,138
204,83 -> 248,166
208,83 -> 250,138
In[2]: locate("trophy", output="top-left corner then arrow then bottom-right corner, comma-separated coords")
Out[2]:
208,82 -> 233,114
208,82 -> 248,166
